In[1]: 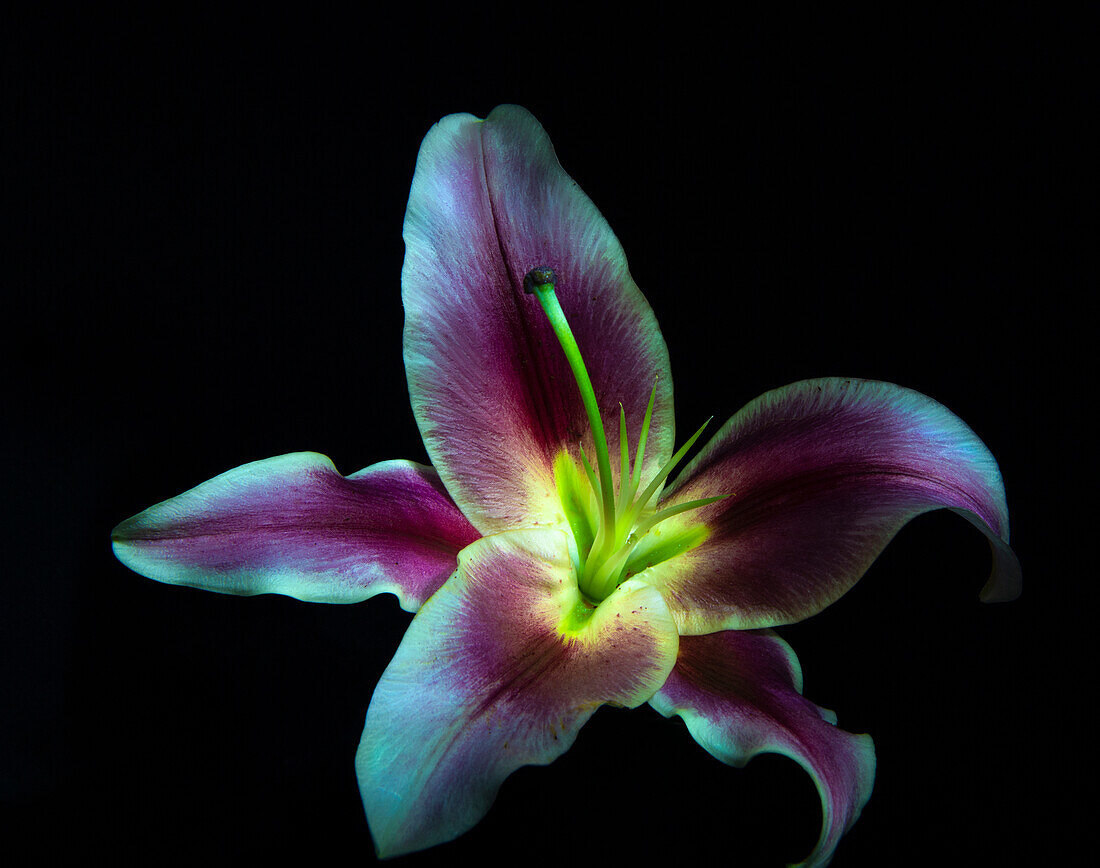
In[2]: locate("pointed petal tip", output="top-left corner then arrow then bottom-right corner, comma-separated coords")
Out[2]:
110,505 -> 147,542
369,832 -> 406,862
367,822 -> 450,861
108,453 -> 477,607
109,517 -> 156,573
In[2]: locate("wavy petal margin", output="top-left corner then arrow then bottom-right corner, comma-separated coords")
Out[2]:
402,105 -> 674,534
356,528 -> 679,857
645,379 -> 1020,633
650,630 -> 875,868
111,453 -> 479,611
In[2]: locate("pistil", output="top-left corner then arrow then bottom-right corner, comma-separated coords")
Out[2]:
524,268 -> 617,527
524,267 -> 722,601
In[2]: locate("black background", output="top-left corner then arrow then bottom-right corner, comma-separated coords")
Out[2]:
4,6 -> 1082,867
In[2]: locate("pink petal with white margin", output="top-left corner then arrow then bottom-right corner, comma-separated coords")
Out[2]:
111,452 -> 479,612
356,528 -> 679,858
650,629 -> 875,868
402,105 -> 674,534
643,379 -> 1020,634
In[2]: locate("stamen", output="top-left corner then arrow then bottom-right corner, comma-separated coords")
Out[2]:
578,443 -> 600,499
632,494 -> 729,538
624,416 -> 713,531
631,378 -> 658,492
586,544 -> 636,600
617,404 -> 632,513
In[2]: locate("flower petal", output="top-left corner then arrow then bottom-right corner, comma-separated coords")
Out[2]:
356,528 -> 679,858
111,452 -> 479,611
650,630 -> 875,868
645,378 -> 1019,633
402,105 -> 674,533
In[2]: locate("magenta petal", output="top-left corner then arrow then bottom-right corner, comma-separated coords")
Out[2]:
111,453 -> 479,611
651,630 -> 875,868
647,379 -> 1020,633
402,105 -> 674,533
356,529 -> 679,857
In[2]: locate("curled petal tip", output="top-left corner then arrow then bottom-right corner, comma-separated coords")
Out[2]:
980,537 -> 1022,602
652,631 -> 875,868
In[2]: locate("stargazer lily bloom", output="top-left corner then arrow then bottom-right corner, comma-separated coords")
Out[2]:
111,105 -> 1020,866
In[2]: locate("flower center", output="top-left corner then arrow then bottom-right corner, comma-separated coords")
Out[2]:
524,268 -> 722,602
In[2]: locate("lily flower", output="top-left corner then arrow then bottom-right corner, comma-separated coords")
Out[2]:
111,105 -> 1020,867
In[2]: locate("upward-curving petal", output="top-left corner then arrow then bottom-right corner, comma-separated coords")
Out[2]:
111,453 -> 480,611
402,105 -> 674,534
356,528 -> 679,858
650,629 -> 875,868
644,379 -> 1019,634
